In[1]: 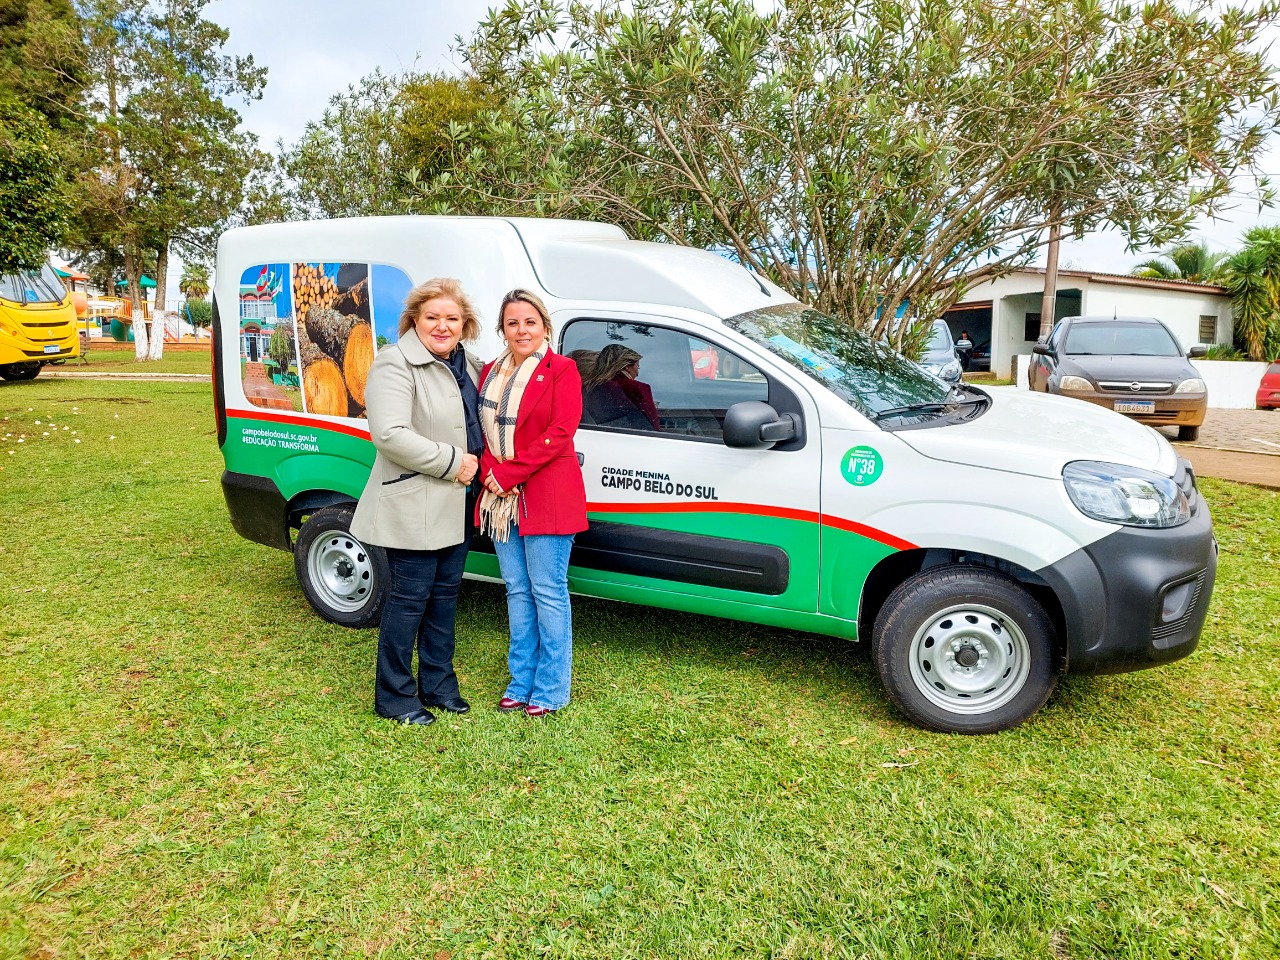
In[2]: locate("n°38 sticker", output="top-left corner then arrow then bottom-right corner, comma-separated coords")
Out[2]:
840,446 -> 883,486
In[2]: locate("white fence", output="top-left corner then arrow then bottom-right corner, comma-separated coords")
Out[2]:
1011,355 -> 1266,409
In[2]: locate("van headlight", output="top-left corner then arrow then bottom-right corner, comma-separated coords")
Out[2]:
1174,378 -> 1206,394
1063,461 -> 1190,528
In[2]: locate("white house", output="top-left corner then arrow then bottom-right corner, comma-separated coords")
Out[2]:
941,267 -> 1232,379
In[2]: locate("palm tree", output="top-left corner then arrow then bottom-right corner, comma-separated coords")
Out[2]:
1220,246 -> 1272,361
179,263 -> 210,301
1220,227 -> 1280,361
1131,240 -> 1229,283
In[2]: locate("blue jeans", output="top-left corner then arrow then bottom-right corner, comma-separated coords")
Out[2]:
375,540 -> 469,718
492,529 -> 575,711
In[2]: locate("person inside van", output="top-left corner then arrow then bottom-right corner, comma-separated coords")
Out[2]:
583,344 -> 661,431
351,278 -> 483,726
477,289 -> 588,718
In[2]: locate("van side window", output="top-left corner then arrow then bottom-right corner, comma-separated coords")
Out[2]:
562,320 -> 768,442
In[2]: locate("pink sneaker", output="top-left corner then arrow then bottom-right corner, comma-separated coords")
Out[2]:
498,697 -> 526,713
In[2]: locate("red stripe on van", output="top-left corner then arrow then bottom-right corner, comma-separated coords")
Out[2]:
585,500 -> 916,551
227,408 -> 372,441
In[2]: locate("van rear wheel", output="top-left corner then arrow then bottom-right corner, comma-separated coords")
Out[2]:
872,565 -> 1057,734
293,505 -> 387,628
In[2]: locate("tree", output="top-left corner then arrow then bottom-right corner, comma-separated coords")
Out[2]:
1221,226 -> 1280,360
0,0 -> 85,269
267,324 -> 294,374
276,70 -> 496,219
429,0 -> 1280,346
73,0 -> 266,360
1131,240 -> 1229,283
0,0 -> 86,128
178,261 -> 209,300
0,97 -> 71,269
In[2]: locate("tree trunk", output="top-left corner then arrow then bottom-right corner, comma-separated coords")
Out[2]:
148,243 -> 168,360
1039,218 -> 1061,341
125,247 -> 149,360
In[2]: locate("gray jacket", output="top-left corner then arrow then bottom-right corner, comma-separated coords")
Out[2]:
350,332 -> 482,551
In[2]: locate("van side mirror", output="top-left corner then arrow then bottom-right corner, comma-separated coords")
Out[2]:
723,401 -> 797,448
1032,343 -> 1052,356
1188,345 -> 1208,358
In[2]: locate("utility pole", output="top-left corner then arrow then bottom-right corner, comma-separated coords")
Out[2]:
1039,213 -> 1060,341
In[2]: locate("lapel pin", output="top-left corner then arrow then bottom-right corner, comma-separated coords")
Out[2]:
536,375 -> 545,381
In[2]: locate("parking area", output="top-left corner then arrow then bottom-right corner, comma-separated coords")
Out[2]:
1163,408 -> 1280,489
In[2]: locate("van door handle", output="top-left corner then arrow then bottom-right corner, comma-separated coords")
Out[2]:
577,452 -> 585,466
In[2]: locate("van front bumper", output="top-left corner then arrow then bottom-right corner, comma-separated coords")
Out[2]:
1037,478 -> 1217,675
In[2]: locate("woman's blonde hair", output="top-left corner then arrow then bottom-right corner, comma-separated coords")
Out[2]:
585,344 -> 642,388
398,278 -> 481,341
496,288 -> 553,340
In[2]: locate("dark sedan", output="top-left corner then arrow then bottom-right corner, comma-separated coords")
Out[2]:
1028,315 -> 1208,441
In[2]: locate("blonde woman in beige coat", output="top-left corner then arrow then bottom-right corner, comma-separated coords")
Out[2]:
351,278 -> 484,725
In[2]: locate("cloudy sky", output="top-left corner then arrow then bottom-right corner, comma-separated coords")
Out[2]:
204,0 -> 1280,279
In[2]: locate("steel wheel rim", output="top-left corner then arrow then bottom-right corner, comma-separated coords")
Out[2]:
307,531 -> 374,612
908,602 -> 1031,715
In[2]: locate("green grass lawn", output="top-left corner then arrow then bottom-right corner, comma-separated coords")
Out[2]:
1,379 -> 1277,959
50,347 -> 212,376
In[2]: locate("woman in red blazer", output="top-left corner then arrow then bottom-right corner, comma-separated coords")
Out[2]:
477,289 -> 587,717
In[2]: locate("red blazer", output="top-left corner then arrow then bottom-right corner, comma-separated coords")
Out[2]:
478,351 -> 588,536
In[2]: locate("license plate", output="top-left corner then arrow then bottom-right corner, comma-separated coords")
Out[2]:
43,344 -> 59,354
1114,400 -> 1154,414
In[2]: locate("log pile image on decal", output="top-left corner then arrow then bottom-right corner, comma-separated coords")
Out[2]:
292,263 -> 373,418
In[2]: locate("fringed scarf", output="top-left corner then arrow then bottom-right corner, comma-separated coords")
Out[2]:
477,345 -> 547,540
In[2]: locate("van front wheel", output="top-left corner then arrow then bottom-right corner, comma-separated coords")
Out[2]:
872,565 -> 1057,734
293,505 -> 388,628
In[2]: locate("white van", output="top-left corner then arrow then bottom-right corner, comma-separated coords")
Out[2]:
214,217 -> 1217,733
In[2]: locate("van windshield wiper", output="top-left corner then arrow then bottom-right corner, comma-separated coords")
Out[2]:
869,396 -> 986,422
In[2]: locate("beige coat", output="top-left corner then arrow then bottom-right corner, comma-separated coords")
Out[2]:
350,332 -> 482,551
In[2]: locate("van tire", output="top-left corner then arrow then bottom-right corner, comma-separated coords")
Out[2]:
0,362 -> 42,381
293,505 -> 387,628
872,565 -> 1056,734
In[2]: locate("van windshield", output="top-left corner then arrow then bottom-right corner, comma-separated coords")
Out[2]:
725,303 -> 983,424
0,263 -> 67,305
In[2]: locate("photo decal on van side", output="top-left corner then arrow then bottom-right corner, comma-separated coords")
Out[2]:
293,263 -> 373,418
238,263 -> 303,413
237,262 -> 414,420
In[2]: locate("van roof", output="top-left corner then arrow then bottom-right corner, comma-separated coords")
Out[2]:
218,216 -> 794,320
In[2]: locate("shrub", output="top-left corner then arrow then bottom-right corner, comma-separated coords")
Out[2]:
184,299 -> 213,329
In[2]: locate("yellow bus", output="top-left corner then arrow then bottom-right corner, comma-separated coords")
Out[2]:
0,261 -> 80,380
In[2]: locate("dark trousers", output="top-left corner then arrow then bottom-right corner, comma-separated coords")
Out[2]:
375,539 -> 470,718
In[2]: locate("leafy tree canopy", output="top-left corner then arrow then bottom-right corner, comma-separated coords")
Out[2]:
0,0 -> 86,128
423,0 -> 1280,342
71,0 -> 266,357
0,96 -> 71,269
276,70 -> 499,220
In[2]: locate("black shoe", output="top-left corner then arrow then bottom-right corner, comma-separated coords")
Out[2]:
425,696 -> 470,715
383,707 -> 435,725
